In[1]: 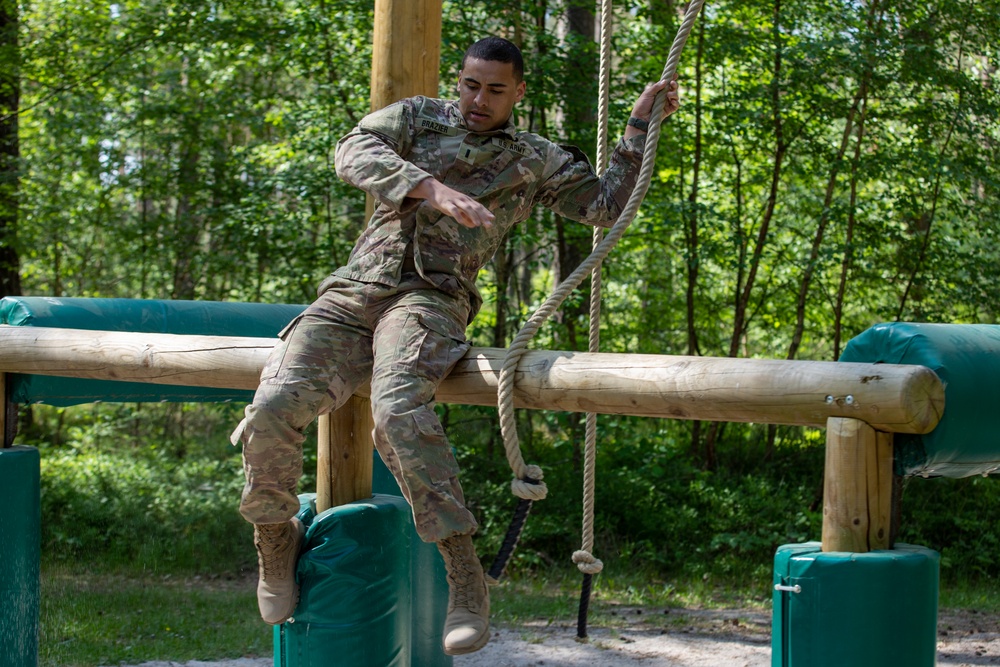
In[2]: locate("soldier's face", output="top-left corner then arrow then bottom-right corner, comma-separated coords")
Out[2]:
456,58 -> 525,132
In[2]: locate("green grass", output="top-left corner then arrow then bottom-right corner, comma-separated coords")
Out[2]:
939,577 -> 1000,615
40,566 -> 271,667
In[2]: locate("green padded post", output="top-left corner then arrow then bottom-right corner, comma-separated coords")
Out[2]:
274,493 -> 451,667
772,542 -> 938,667
0,446 -> 41,667
841,322 -> 1000,478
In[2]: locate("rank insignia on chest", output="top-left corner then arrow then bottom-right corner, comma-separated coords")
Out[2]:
457,144 -> 479,164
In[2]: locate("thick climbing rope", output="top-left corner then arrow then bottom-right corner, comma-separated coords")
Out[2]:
488,0 -> 708,586
575,0 -> 616,639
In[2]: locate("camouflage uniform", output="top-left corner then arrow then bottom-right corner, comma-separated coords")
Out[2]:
234,95 -> 646,543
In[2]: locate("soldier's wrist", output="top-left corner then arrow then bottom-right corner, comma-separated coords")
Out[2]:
627,116 -> 650,132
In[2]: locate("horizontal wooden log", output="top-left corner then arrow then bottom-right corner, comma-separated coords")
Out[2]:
0,325 -> 944,434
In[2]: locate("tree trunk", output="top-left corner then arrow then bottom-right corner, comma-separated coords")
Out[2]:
685,13 -> 707,463
833,0 -> 883,359
559,0 -> 599,469
894,10 -> 971,321
0,0 -> 22,298
729,0 -> 786,359
684,13 -> 705,358
786,79 -> 867,361
833,98 -> 867,360
712,0 -> 788,465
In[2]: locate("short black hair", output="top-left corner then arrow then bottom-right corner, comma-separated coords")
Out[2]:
461,37 -> 524,82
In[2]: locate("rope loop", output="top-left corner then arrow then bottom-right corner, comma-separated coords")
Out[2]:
572,550 -> 604,575
510,466 -> 547,500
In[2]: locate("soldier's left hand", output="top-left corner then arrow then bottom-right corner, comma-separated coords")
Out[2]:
631,76 -> 680,125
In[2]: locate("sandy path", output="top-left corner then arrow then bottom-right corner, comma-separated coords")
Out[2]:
116,606 -> 1000,667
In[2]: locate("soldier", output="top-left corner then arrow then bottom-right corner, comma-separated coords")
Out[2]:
232,36 -> 680,656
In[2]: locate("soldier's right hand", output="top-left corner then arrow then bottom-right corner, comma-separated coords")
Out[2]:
409,177 -> 495,229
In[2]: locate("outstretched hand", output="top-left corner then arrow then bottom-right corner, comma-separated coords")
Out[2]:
626,76 -> 680,138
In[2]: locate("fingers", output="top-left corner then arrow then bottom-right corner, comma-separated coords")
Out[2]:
633,77 -> 681,122
417,178 -> 494,229
663,80 -> 680,116
449,197 -> 495,229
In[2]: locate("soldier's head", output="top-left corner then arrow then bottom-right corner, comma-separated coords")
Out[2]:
457,37 -> 526,133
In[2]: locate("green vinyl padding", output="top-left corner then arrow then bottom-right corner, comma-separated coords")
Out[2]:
772,541 -> 938,667
276,493 -> 451,667
840,322 -> 1000,478
0,447 -> 40,667
0,296 -> 306,406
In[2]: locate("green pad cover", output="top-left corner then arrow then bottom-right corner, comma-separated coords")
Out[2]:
0,296 -> 306,406
274,493 -> 451,667
0,447 -> 40,667
772,542 -> 939,667
841,322 -> 1000,478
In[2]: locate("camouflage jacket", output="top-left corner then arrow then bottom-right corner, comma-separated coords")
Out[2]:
333,96 -> 646,319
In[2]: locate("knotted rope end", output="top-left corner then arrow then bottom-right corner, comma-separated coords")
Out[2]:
572,550 -> 604,575
511,465 -> 547,501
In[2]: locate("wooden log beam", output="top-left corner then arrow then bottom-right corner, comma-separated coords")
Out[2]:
0,326 -> 944,434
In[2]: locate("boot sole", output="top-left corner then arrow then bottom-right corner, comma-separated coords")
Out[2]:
264,585 -> 300,626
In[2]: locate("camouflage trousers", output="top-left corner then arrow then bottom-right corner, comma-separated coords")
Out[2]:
232,273 -> 477,544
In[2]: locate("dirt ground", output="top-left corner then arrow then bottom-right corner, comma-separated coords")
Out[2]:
120,605 -> 1000,667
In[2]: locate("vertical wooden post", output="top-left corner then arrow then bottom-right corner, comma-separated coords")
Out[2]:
317,397 -> 376,512
370,0 -> 443,113
822,417 -> 894,552
315,0 -> 442,514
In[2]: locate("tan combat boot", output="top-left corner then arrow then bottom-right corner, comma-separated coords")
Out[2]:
436,533 -> 490,655
253,517 -> 305,625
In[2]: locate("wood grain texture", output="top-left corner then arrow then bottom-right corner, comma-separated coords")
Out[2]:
370,0 -> 442,112
822,417 -> 894,552
0,326 -> 944,434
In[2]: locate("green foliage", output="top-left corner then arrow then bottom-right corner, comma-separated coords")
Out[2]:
454,408 -> 825,581
897,475 -> 1000,582
39,449 -> 250,572
24,403 -> 257,574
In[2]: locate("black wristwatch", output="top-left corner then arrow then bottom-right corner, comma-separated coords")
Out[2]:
627,116 -> 650,132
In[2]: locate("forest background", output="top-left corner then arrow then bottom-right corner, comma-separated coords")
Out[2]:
1,0 -> 1000,615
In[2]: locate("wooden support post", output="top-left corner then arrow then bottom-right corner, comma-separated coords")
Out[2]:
370,0 -> 442,112
316,397 -> 375,514
822,417 -> 894,552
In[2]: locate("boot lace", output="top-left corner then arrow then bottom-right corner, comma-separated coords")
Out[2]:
442,538 -> 480,610
256,524 -> 292,580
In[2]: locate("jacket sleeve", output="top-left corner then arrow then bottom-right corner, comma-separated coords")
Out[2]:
534,134 -> 646,228
334,99 -> 433,213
